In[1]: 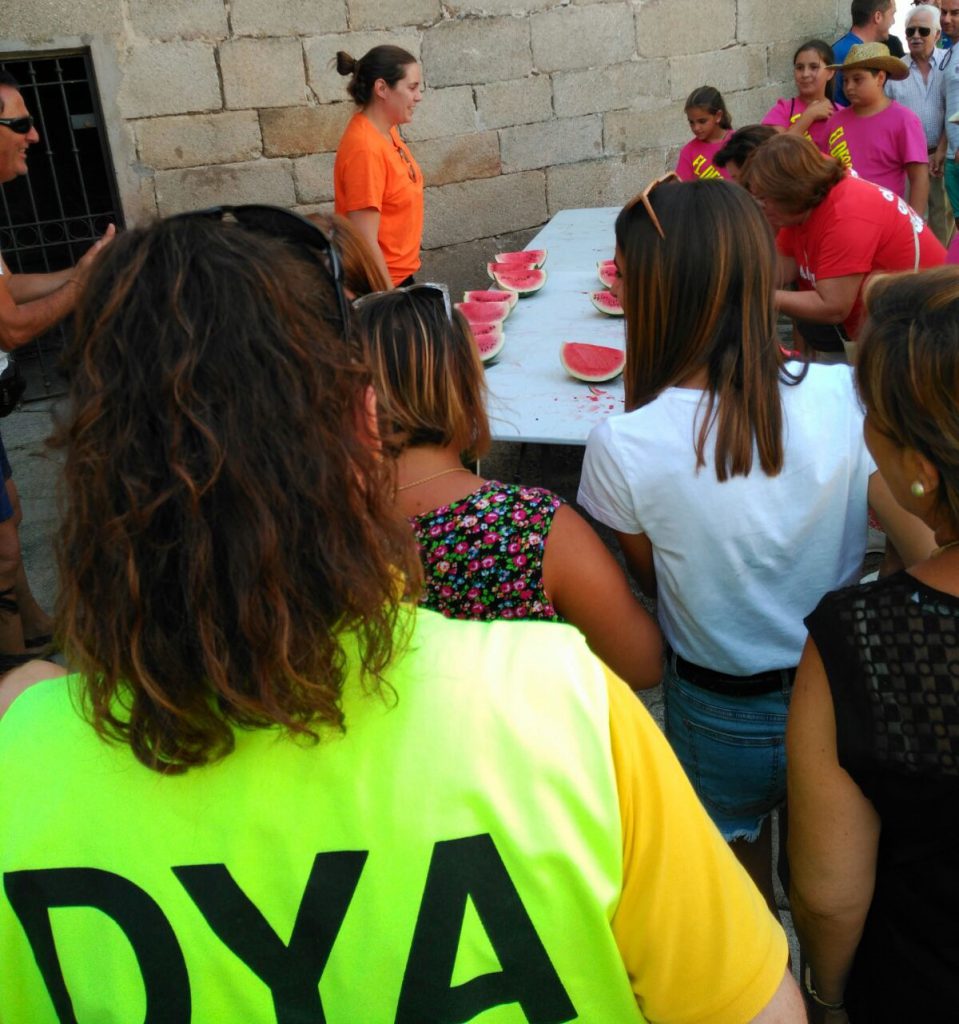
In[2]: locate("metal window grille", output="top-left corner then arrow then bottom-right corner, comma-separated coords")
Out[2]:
0,49 -> 124,399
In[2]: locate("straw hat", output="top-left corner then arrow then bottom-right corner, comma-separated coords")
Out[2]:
828,42 -> 909,80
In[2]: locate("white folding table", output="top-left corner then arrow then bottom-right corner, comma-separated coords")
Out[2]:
480,207 -> 626,446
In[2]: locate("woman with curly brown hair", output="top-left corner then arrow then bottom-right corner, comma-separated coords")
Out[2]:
0,211 -> 802,1022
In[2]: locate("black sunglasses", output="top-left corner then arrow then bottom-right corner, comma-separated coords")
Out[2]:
171,204 -> 351,332
905,25 -> 932,37
0,116 -> 34,135
353,282 -> 452,322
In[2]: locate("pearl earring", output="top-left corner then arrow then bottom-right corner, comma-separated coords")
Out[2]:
910,481 -> 926,498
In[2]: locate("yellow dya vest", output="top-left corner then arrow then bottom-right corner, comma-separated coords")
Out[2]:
0,610 -> 645,1022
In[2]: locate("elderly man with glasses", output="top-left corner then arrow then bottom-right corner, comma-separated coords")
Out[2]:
0,70 -> 113,670
888,4 -> 950,241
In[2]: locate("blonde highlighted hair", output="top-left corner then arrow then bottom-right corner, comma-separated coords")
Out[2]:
356,289 -> 491,461
306,212 -> 390,296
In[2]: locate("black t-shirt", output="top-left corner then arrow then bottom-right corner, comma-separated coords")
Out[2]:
806,571 -> 959,1022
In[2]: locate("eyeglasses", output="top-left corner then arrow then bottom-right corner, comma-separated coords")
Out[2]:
394,143 -> 417,183
353,281 -> 451,322
905,25 -> 933,37
0,116 -> 34,135
172,204 -> 350,332
626,171 -> 682,239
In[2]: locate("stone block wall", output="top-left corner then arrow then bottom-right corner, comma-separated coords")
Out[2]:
4,0 -> 844,295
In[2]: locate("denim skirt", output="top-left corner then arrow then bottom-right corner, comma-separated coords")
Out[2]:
662,653 -> 791,842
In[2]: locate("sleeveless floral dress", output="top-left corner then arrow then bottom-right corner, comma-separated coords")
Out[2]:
410,480 -> 564,621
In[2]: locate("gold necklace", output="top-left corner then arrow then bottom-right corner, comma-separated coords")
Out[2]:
397,467 -> 471,492
932,539 -> 959,558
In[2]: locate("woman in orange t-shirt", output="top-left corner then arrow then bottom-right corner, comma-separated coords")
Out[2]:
334,46 -> 424,287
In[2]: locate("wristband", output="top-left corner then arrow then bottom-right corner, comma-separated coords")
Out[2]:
803,965 -> 845,1011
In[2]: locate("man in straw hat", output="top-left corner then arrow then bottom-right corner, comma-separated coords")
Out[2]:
833,0 -> 899,106
822,42 -> 931,214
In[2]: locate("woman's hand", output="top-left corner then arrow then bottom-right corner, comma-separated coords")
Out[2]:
804,98 -> 835,123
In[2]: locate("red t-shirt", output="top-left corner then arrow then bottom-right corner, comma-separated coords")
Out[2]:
334,113 -> 423,285
675,135 -> 732,181
776,174 -> 946,336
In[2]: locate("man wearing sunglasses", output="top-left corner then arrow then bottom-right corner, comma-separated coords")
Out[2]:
887,4 -> 950,242
0,70 -> 113,669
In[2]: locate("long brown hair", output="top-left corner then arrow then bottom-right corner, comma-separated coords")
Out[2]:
306,212 -> 390,296
740,133 -> 844,215
857,267 -> 959,530
357,289 -> 491,461
616,179 -> 795,480
53,217 -> 420,773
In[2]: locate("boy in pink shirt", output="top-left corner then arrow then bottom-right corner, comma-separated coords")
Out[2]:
821,42 -> 930,213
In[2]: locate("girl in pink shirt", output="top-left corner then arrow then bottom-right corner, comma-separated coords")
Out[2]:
675,86 -> 732,181
762,39 -> 837,151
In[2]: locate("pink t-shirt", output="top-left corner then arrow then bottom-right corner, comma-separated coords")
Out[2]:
776,174 -> 946,336
675,135 -> 731,181
819,101 -> 927,198
762,97 -> 832,150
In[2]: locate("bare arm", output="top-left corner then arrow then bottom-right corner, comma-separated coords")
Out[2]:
544,507 -> 662,689
345,208 -> 393,288
867,470 -> 936,567
613,529 -> 656,599
0,226 -> 115,350
0,659 -> 66,719
905,162 -> 929,218
787,636 -> 880,1010
776,273 -> 864,325
749,969 -> 807,1024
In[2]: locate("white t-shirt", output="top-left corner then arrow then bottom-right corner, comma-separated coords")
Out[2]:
578,363 -> 875,675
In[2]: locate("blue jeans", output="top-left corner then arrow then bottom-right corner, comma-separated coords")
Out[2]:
663,654 -> 791,842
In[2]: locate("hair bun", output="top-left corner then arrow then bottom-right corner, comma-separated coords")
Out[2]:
335,51 -> 357,77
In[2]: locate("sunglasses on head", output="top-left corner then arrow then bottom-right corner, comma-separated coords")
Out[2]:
906,25 -> 933,37
0,115 -> 33,135
626,171 -> 682,239
353,282 -> 452,322
393,142 -> 417,183
171,204 -> 351,332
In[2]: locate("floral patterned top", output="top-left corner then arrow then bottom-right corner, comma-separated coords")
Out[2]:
410,480 -> 565,621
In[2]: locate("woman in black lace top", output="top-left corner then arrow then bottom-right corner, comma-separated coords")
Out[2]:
787,266 -> 959,1023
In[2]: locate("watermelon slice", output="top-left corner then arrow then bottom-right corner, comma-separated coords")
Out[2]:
560,342 -> 625,382
454,300 -> 511,326
463,289 -> 518,312
597,260 -> 618,289
590,290 -> 623,316
470,323 -> 504,362
490,267 -> 547,296
494,249 -> 547,269
487,260 -> 536,280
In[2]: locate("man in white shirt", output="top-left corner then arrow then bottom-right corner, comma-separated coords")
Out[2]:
0,70 -> 112,666
888,4 -> 950,241
940,0 -> 959,231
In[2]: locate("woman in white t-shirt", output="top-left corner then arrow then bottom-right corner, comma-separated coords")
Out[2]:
578,177 -> 931,916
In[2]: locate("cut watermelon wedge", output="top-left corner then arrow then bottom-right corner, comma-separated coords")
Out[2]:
590,290 -> 623,316
470,323 -> 504,362
455,300 -> 511,326
597,260 -> 617,289
494,249 -> 547,269
487,260 -> 536,280
560,342 -> 625,382
490,267 -> 546,296
463,289 -> 518,312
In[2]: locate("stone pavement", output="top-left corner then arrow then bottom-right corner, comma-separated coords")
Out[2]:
2,398 -> 798,963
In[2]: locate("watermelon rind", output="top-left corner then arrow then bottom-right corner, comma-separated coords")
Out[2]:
560,342 -> 625,383
494,249 -> 547,269
597,261 -> 618,289
463,289 -> 518,312
589,290 -> 624,316
470,323 -> 504,363
491,267 -> 547,297
455,300 -> 511,326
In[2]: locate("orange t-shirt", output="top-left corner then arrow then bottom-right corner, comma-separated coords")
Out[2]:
334,112 -> 423,285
